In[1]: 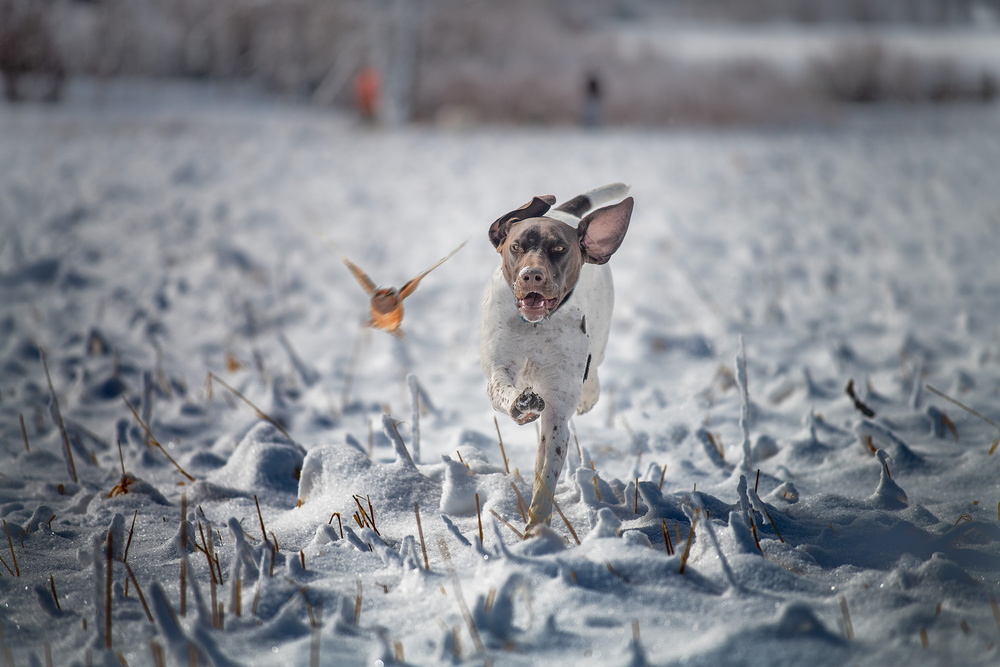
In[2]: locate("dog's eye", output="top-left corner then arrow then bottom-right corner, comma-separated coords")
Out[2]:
510,243 -> 521,253
552,245 -> 565,254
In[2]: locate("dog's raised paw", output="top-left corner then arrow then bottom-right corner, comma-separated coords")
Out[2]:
511,388 -> 545,425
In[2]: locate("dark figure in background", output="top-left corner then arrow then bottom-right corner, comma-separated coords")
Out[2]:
582,72 -> 603,129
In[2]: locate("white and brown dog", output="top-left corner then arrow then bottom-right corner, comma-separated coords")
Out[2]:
480,183 -> 633,533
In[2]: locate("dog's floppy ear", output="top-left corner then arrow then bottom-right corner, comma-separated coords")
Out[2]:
577,196 -> 633,265
488,195 -> 556,249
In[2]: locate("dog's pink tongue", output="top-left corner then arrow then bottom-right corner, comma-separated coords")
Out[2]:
523,293 -> 545,309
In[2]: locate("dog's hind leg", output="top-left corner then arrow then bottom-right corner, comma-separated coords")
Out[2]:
526,409 -> 571,533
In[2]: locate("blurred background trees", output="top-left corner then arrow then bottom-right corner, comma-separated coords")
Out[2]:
1,0 -> 998,124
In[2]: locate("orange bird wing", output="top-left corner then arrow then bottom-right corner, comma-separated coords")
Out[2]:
399,241 -> 467,300
342,256 -> 377,296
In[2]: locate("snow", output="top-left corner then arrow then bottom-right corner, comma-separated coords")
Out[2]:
2,78 -> 1000,666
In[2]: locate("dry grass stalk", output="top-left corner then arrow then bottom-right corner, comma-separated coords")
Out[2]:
44,642 -> 52,667
632,619 -> 640,641
19,413 -> 29,453
436,536 -> 484,654
213,552 -> 223,587
489,509 -> 524,540
661,519 -> 674,555
328,512 -> 344,539
120,560 -> 153,623
2,521 -> 18,577
180,494 -> 188,617
705,431 -> 725,462
299,588 -> 318,627
122,397 -> 195,481
40,347 -> 77,482
394,641 -> 404,663
271,531 -> 280,553
572,426 -> 583,465
105,529 -> 113,649
475,493 -> 485,545
839,593 -> 854,639
940,412 -> 959,442
493,416 -> 510,474
589,461 -> 601,502
386,415 -> 415,463
484,588 -> 497,612
752,490 -> 785,543
123,510 -> 137,597
299,550 -> 305,570
926,384 -> 1000,442
142,371 -> 154,448
534,472 -> 580,545
414,502 -> 429,570
509,482 -> 539,530
149,637 -> 167,667
308,597 -> 322,667
49,575 -> 61,610
197,523 -> 218,627
254,495 -> 268,544
658,464 -> 667,490
366,496 -> 377,534
919,627 -> 929,648
634,478 -> 639,514
845,379 -> 876,417
251,578 -> 262,616
354,578 -> 362,626
749,514 -> 763,553
679,510 -> 699,574
353,497 -> 376,535
124,510 -> 137,562
207,373 -> 293,442
108,440 -> 133,498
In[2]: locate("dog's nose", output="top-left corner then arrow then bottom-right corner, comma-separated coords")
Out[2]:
519,267 -> 545,285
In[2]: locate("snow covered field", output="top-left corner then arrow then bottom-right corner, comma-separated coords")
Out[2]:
2,80 -> 1000,666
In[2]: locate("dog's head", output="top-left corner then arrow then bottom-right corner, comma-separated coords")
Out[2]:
489,194 -> 633,322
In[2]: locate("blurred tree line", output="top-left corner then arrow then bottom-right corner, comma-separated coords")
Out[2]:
2,0 -> 997,124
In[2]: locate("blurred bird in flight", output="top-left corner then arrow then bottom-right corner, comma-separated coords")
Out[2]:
323,234 -> 466,338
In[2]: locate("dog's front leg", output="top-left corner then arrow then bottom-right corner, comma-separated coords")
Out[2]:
486,370 -> 545,425
526,408 -> 570,532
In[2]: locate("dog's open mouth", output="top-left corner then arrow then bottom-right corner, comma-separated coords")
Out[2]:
517,292 -> 559,321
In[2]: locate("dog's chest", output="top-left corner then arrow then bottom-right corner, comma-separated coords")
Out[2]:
482,264 -> 609,374
505,308 -> 590,365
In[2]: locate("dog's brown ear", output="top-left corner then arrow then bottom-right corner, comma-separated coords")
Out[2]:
578,197 -> 633,265
488,195 -> 556,249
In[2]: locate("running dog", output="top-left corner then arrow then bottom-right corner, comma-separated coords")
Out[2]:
480,183 -> 633,533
